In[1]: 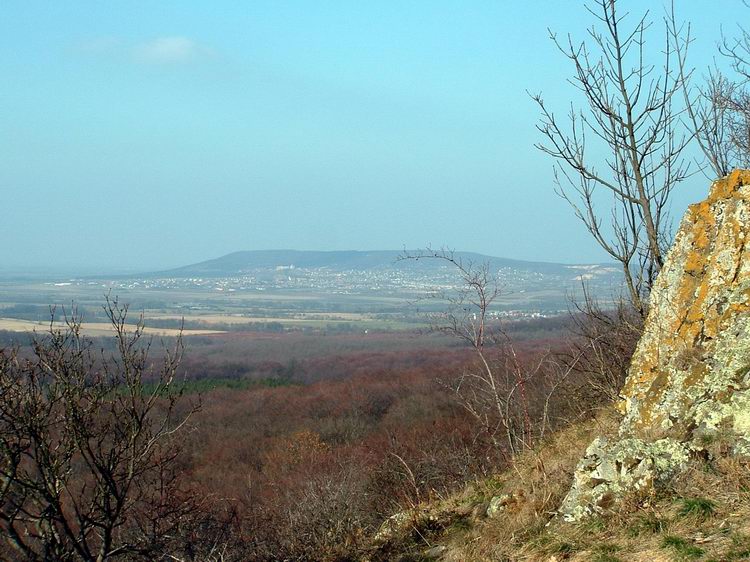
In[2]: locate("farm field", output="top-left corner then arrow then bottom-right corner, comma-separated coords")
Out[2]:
0,281 -> 563,336
0,317 -> 223,337
0,282 -> 420,332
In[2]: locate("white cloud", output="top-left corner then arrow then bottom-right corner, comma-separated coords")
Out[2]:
73,36 -> 214,65
132,36 -> 211,64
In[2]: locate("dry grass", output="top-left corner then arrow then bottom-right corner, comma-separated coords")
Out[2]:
365,408 -> 619,561
369,409 -> 750,561
145,312 -> 371,324
443,409 -> 620,561
0,318 -> 223,337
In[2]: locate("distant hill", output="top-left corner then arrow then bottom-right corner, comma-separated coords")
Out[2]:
153,249 -> 614,278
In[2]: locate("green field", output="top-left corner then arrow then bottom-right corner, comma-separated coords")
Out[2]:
0,279 -> 432,334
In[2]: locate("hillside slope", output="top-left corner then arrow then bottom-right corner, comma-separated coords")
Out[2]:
154,249 -> 615,278
367,172 -> 750,561
366,408 -> 750,561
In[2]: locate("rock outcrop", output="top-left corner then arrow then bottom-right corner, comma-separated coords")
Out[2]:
561,169 -> 750,521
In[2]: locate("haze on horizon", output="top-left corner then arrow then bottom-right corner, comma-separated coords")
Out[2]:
1,1 -> 740,273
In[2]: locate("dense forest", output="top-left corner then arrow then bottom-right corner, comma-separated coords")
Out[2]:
0,305 -> 631,561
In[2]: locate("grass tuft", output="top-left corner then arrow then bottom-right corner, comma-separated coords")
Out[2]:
724,532 -> 750,560
678,497 -> 717,520
661,535 -> 705,559
627,512 -> 668,536
544,540 -> 576,556
592,542 -> 622,562
593,554 -> 622,562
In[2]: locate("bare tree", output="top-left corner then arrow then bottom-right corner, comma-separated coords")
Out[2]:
678,1 -> 750,175
400,248 -> 542,455
532,0 -> 693,316
0,297 -> 200,561
401,248 -> 498,351
665,3 -> 736,179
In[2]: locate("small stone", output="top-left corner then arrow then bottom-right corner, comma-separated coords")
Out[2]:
424,545 -> 447,558
486,493 -> 513,518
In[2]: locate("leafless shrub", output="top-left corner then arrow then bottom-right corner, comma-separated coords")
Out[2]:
564,288 -> 643,406
400,249 -> 588,458
0,297 -> 203,561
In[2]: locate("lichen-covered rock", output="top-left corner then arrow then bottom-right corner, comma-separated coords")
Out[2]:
486,493 -> 513,518
561,170 -> 750,521
372,510 -> 413,543
559,436 -> 689,521
620,169 -> 750,442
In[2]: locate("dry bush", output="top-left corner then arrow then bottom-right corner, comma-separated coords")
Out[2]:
368,418 -> 499,519
364,408 -> 621,562
399,248 -> 596,458
0,299 -> 218,562
260,457 -> 372,561
446,426 -> 750,562
563,290 -> 643,405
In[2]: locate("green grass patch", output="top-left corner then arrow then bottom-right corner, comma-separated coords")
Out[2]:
661,535 -> 704,559
679,497 -> 717,520
469,476 -> 504,503
592,554 -> 622,562
582,515 -> 606,533
483,475 -> 504,492
543,541 -> 576,556
135,376 -> 299,396
723,532 -> 750,560
592,542 -> 622,562
447,515 -> 473,533
627,513 -> 668,537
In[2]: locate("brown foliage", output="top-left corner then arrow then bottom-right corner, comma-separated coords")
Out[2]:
0,299 -> 212,562
0,304 -> 631,561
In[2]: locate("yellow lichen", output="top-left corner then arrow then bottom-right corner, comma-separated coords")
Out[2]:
619,170 -> 750,437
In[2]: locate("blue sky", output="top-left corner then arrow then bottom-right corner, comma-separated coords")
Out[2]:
0,1 -> 743,272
